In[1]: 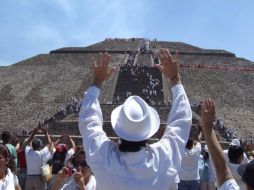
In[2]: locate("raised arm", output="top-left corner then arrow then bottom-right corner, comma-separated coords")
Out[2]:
154,48 -> 181,86
54,137 -> 61,146
67,135 -> 76,152
41,128 -> 52,149
155,49 -> 192,148
91,52 -> 116,88
24,128 -> 37,147
79,53 -> 116,161
201,98 -> 234,187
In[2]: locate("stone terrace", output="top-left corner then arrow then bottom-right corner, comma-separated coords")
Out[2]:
0,39 -> 253,142
0,53 -> 125,131
149,41 -> 234,56
51,40 -> 140,53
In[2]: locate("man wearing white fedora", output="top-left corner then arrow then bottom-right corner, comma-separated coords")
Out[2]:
79,48 -> 192,190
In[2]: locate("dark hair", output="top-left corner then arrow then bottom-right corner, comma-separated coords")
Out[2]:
202,150 -> 209,162
74,148 -> 85,155
246,151 -> 254,159
32,138 -> 42,151
10,135 -> 19,147
71,149 -> 89,168
118,139 -> 147,152
228,145 -> 244,164
1,131 -> 12,144
0,145 -> 15,174
72,149 -> 86,162
185,139 -> 194,150
241,160 -> 254,189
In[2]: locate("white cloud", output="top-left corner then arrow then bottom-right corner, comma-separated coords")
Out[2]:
54,0 -> 75,17
80,1 -> 148,37
48,0 -> 150,47
1,0 -> 252,65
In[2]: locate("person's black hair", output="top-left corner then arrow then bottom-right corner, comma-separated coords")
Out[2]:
73,149 -> 85,159
202,150 -> 209,162
71,149 -> 90,168
228,145 -> 244,164
118,139 -> 147,152
32,138 -> 42,151
1,131 -> 12,144
0,145 -> 15,175
185,139 -> 194,150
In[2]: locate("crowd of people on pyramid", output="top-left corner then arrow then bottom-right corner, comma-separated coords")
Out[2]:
0,49 -> 254,190
114,51 -> 163,105
178,63 -> 254,72
105,37 -> 152,42
139,40 -> 149,53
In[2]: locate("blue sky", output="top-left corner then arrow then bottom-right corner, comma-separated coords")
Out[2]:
1,0 -> 254,66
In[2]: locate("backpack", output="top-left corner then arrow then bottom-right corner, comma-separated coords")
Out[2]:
51,150 -> 67,174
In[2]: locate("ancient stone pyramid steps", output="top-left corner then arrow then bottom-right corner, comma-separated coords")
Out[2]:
149,41 -> 234,56
51,41 -> 140,54
113,67 -> 164,104
45,104 -> 211,148
1,39 -> 253,142
47,104 -> 171,137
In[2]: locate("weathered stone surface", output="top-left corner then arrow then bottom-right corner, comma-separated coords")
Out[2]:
0,39 -> 253,141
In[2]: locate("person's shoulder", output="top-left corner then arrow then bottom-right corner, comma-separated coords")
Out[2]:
6,168 -> 13,176
218,179 -> 240,190
25,145 -> 31,152
40,146 -> 50,154
88,175 -> 96,187
67,148 -> 75,156
5,168 -> 15,181
5,143 -> 15,152
5,143 -> 15,148
149,140 -> 172,156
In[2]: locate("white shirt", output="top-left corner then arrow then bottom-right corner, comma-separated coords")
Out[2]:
65,148 -> 75,165
0,168 -> 16,190
60,175 -> 96,190
227,163 -> 246,190
179,142 -> 201,180
79,84 -> 192,190
25,146 -> 52,175
223,149 -> 248,190
218,179 -> 240,190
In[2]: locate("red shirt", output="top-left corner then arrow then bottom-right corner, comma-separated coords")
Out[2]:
17,150 -> 26,169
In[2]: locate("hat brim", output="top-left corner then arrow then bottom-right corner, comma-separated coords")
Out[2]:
111,105 -> 160,142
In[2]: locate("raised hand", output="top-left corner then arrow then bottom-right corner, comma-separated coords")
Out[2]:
201,98 -> 215,130
154,48 -> 180,85
91,52 -> 116,88
200,98 -> 234,187
40,127 -> 48,134
73,170 -> 85,190
53,167 -> 70,189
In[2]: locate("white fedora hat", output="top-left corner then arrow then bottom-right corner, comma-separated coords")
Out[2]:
111,96 -> 160,141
